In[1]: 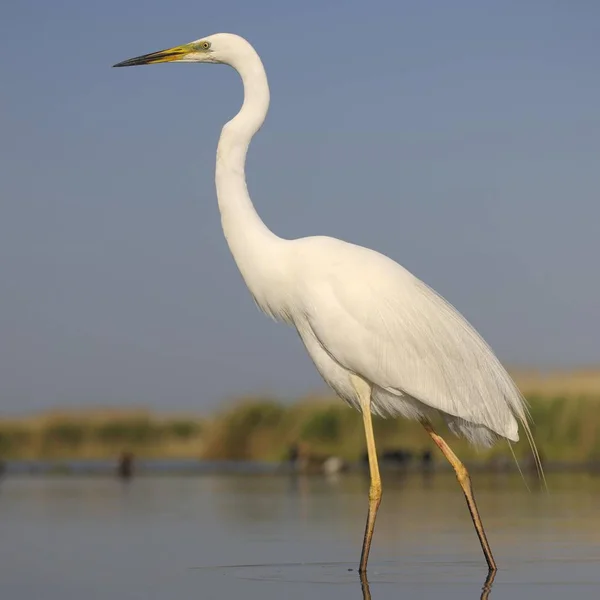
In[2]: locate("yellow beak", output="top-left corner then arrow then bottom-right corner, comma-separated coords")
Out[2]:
113,44 -> 192,67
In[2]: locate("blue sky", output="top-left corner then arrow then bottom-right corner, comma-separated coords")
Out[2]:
1,1 -> 599,414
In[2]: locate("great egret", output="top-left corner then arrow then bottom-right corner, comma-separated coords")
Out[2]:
114,33 -> 541,575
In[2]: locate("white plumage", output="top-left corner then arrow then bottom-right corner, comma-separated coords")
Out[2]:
115,32 -> 540,575
287,235 -> 526,447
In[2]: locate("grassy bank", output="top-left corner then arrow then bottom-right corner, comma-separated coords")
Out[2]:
0,408 -> 205,461
1,387 -> 600,466
200,393 -> 600,465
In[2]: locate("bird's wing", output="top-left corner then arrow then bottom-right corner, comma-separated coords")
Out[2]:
300,240 -> 525,440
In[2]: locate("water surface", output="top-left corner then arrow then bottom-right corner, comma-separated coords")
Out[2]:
1,472 -> 598,599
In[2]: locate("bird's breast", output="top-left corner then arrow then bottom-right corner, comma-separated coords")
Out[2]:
295,320 -> 361,412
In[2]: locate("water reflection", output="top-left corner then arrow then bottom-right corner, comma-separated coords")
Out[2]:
210,471 -> 600,548
358,568 -> 496,600
480,570 -> 496,600
1,473 -> 599,599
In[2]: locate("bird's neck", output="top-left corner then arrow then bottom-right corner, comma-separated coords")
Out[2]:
215,47 -> 290,320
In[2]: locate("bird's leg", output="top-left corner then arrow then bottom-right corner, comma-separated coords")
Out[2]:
350,374 -> 381,574
421,421 -> 497,572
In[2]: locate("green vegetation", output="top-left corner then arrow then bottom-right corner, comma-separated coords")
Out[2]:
0,427 -> 31,455
197,393 -> 600,466
200,398 -> 286,460
95,418 -> 161,445
0,412 -> 205,460
0,391 -> 599,465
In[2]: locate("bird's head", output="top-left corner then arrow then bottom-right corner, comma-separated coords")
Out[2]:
113,33 -> 249,68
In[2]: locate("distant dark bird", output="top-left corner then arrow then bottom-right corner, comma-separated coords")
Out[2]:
117,452 -> 134,480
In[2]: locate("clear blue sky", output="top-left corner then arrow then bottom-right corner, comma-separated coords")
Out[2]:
1,1 -> 599,414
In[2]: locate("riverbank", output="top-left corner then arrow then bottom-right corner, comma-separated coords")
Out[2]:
1,370 -> 600,469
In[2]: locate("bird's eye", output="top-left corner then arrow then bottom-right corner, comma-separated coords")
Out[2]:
200,41 -> 211,50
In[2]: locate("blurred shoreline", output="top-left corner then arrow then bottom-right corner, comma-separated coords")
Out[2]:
1,456 -> 598,477
1,368 -> 599,472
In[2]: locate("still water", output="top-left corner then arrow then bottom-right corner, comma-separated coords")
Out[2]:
0,471 -> 598,599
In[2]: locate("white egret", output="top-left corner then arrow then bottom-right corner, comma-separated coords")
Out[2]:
114,33 -> 541,575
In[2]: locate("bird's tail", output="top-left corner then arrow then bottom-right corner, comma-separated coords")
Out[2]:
512,395 -> 547,491
507,441 -> 530,492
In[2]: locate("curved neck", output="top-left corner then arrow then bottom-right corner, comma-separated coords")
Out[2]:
216,49 -> 271,239
215,44 -> 289,319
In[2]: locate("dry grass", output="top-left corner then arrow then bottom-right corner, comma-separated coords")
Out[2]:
510,367 -> 600,398
0,407 -> 206,460
1,367 -> 599,463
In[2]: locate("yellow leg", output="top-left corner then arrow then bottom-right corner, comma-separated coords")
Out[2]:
422,421 -> 497,572
350,374 -> 382,574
